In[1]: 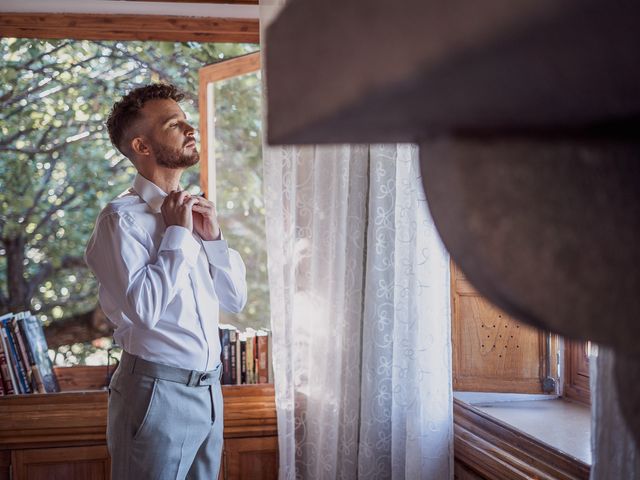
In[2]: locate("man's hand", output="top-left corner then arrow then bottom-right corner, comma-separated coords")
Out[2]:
161,190 -> 198,232
191,196 -> 221,241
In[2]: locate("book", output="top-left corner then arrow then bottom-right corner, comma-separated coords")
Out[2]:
2,317 -> 30,394
0,313 -> 16,395
229,328 -> 238,385
239,335 -> 247,385
267,330 -> 274,384
16,314 -> 46,394
219,325 -> 232,385
235,333 -> 242,385
256,330 -> 269,384
11,312 -> 35,393
245,329 -> 256,384
21,313 -> 60,393
215,326 -> 273,385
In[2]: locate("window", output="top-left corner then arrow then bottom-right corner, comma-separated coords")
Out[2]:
0,37 -> 262,365
198,52 -> 269,331
451,261 -> 593,470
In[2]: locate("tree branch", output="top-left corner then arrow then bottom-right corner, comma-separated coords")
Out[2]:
27,255 -> 87,299
0,127 -> 101,154
30,183 -> 91,238
0,127 -> 39,147
22,40 -> 73,70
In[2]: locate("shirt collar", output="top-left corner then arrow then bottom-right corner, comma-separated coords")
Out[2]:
132,173 -> 182,213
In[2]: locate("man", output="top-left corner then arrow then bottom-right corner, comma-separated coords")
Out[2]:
85,83 -> 247,479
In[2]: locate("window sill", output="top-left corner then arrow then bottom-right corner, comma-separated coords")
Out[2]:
453,394 -> 590,479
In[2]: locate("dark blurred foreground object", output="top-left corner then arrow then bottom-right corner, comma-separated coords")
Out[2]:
265,0 -> 640,444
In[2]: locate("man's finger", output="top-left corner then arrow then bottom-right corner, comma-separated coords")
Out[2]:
194,196 -> 215,208
192,204 -> 215,215
176,191 -> 191,205
185,196 -> 198,206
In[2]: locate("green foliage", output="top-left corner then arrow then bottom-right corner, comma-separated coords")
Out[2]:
0,38 -> 267,364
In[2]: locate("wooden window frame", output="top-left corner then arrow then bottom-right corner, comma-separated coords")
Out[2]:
198,51 -> 261,199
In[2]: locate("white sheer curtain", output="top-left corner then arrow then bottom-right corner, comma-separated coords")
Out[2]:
358,146 -> 452,479
261,141 -> 453,478
590,347 -> 640,479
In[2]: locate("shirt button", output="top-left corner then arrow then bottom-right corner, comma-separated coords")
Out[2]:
200,373 -> 208,381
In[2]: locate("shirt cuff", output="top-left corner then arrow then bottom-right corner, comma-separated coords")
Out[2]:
160,226 -> 201,267
202,239 -> 232,269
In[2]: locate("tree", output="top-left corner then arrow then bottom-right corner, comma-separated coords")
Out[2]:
0,38 -> 268,364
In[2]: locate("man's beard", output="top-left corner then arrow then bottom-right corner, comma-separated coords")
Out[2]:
153,140 -> 200,169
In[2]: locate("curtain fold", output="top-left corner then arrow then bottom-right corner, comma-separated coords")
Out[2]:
358,145 -> 452,479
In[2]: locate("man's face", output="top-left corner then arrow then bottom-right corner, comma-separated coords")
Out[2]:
138,98 -> 199,169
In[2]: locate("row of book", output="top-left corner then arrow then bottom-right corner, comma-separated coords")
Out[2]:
0,311 -> 59,395
219,325 -> 273,385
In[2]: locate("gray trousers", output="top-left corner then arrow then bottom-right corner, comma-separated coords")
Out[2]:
107,352 -> 224,480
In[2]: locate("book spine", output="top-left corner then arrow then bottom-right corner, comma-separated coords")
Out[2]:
235,337 -> 242,385
0,332 -> 15,394
23,315 -> 59,393
17,318 -> 46,394
12,318 -> 34,393
0,329 -> 17,394
240,339 -> 247,385
221,329 -> 231,385
257,335 -> 268,384
253,336 -> 259,384
245,335 -> 254,384
1,322 -> 28,394
267,331 -> 274,384
229,329 -> 237,386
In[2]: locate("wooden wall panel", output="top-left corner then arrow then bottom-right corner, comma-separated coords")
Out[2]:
452,263 -> 548,393
12,445 -> 110,480
564,340 -> 591,404
223,436 -> 278,480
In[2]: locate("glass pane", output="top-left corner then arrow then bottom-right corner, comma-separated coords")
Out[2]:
211,71 -> 269,331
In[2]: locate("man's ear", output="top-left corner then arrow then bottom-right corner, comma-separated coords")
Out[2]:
131,137 -> 151,157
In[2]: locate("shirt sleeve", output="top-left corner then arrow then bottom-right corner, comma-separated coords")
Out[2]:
202,239 -> 248,314
84,212 -> 201,330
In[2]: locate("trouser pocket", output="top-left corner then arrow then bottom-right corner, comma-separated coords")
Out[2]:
132,376 -> 159,440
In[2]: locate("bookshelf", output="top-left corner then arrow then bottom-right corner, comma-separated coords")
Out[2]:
0,366 -> 278,480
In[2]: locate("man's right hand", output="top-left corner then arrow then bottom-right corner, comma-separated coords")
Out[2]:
161,190 -> 198,232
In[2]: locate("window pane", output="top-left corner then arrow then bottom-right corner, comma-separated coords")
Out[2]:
212,71 -> 269,331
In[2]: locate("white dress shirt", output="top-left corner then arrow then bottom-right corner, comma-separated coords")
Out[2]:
85,173 -> 247,371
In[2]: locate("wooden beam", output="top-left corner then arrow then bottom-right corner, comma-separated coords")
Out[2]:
120,0 -> 258,4
0,12 -> 259,43
200,50 -> 260,84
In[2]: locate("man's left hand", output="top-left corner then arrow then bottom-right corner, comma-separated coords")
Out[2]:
191,195 -> 221,241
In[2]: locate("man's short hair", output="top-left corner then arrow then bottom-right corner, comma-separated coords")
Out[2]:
106,83 -> 185,157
